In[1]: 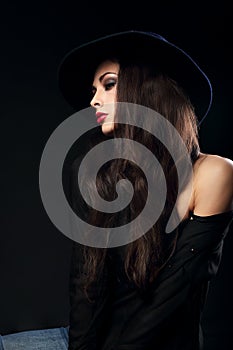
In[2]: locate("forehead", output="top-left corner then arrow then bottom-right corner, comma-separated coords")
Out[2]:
93,60 -> 119,81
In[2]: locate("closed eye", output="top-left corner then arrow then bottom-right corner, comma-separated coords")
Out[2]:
104,80 -> 117,91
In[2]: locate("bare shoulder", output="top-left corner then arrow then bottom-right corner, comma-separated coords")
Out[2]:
193,153 -> 233,185
192,153 -> 233,216
194,153 -> 233,173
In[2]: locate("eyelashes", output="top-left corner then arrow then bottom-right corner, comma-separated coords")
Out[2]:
91,78 -> 117,95
104,80 -> 117,91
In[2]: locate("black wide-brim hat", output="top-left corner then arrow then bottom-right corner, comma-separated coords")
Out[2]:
58,30 -> 212,125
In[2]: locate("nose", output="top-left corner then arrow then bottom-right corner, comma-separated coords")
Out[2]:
90,90 -> 103,108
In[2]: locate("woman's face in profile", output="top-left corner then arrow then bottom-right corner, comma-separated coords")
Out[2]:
90,60 -> 119,135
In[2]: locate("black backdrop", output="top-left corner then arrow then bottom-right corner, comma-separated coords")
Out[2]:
1,1 -> 232,349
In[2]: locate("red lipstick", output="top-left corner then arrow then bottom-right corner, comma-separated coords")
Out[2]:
96,112 -> 107,123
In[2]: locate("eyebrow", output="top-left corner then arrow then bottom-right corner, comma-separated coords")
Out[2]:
99,71 -> 118,82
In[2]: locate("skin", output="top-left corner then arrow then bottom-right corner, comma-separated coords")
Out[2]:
90,60 -> 119,135
90,60 -> 233,217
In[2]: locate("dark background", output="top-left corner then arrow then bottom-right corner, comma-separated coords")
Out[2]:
1,1 -> 232,349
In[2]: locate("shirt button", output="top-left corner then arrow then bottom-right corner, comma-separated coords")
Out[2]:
190,247 -> 196,253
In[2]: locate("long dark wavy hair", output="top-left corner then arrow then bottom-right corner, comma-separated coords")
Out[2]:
76,58 -> 200,300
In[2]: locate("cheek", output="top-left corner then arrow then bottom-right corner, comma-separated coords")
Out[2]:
107,89 -> 117,102
113,86 -> 117,101
108,103 -> 116,119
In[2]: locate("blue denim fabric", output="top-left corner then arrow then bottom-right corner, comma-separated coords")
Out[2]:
0,327 -> 68,350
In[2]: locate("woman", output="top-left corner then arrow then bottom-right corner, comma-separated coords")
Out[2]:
58,31 -> 233,349
1,31 -> 232,350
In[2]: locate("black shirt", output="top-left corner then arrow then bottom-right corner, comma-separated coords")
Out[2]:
68,210 -> 233,350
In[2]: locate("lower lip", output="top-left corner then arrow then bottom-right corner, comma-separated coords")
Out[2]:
97,115 -> 107,123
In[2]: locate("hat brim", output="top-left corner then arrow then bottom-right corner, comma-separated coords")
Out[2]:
58,31 -> 212,123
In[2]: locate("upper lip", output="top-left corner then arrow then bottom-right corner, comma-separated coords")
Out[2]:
96,111 -> 107,119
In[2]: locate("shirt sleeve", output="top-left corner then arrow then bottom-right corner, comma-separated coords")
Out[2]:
68,242 -> 110,350
115,211 -> 233,346
68,150 -> 233,349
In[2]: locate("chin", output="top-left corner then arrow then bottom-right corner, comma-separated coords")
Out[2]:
101,122 -> 115,135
